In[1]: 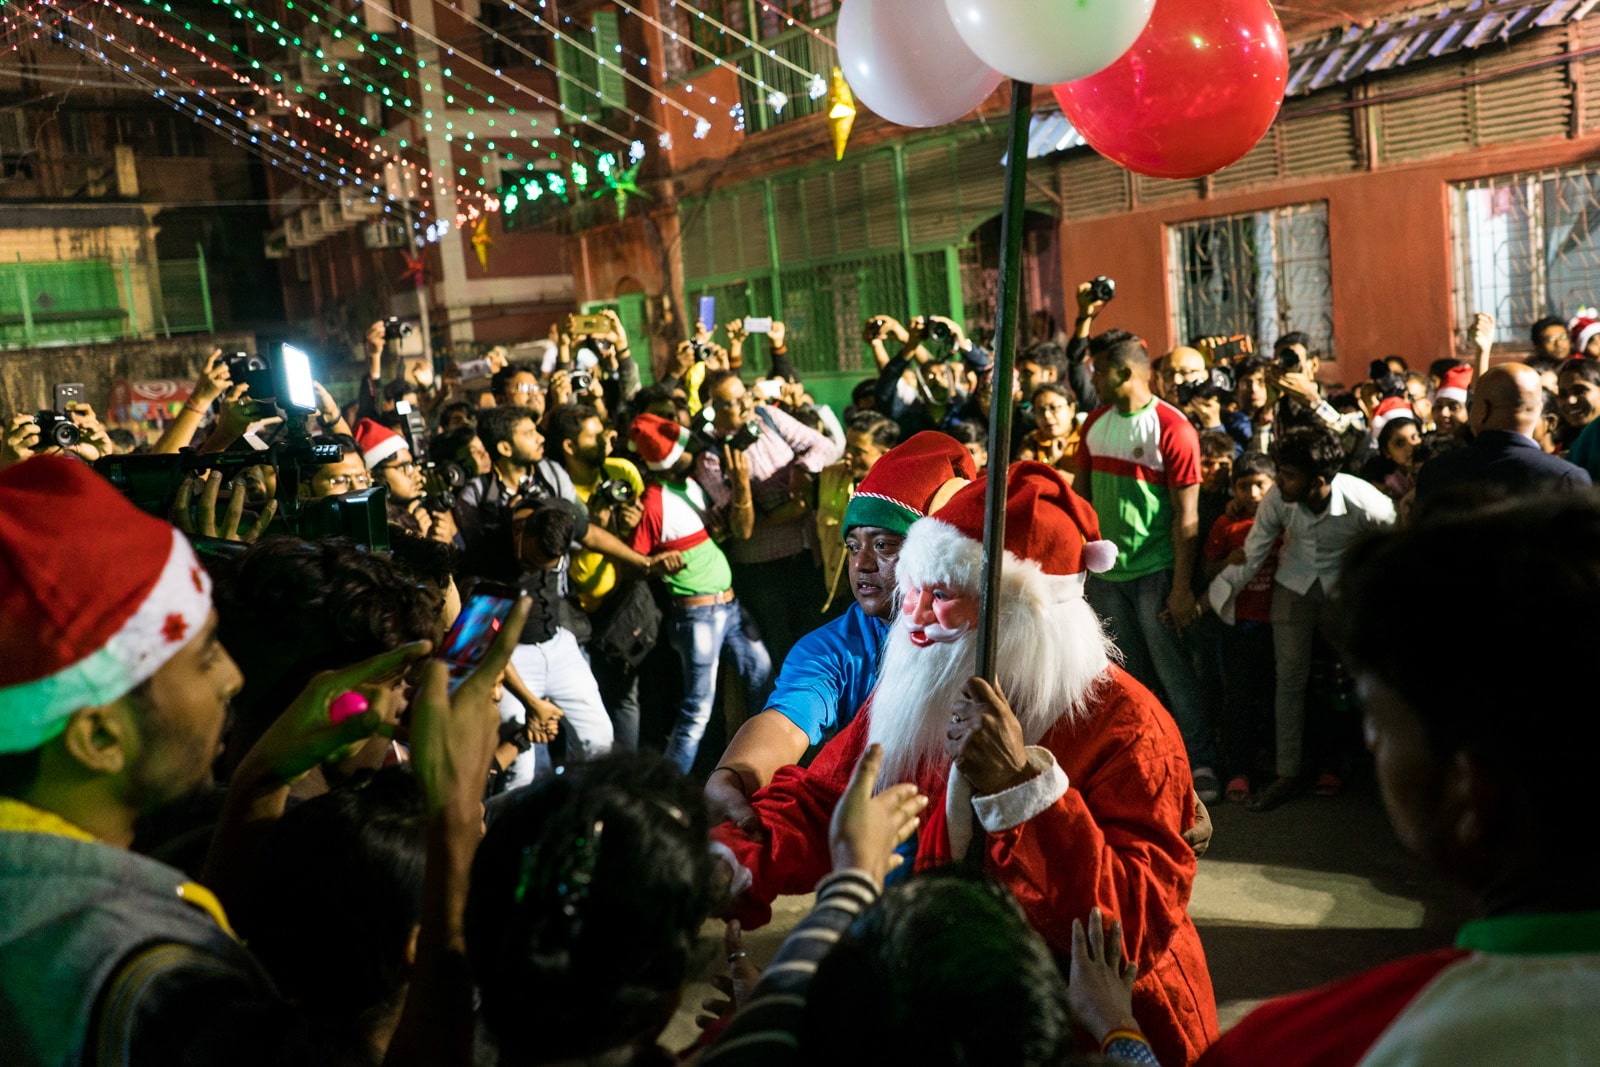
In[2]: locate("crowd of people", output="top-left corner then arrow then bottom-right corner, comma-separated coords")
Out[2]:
1,282 -> 1598,1066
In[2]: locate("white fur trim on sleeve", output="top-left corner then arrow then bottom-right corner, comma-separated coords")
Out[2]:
970,747 -> 1069,834
708,839 -> 754,899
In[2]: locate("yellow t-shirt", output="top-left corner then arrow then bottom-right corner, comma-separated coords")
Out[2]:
570,457 -> 646,613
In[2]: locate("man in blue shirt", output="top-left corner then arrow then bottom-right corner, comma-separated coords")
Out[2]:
704,433 -> 976,834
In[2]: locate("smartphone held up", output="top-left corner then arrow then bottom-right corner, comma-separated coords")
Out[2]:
438,583 -> 520,692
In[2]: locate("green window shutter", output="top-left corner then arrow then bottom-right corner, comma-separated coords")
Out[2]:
555,33 -> 587,118
593,12 -> 626,113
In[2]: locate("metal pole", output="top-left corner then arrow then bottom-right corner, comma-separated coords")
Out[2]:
402,201 -> 434,378
974,80 -> 1034,685
122,249 -> 138,337
16,254 -> 34,343
196,242 -> 214,335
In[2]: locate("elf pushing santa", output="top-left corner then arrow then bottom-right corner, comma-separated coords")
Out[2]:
712,460 -> 1218,1066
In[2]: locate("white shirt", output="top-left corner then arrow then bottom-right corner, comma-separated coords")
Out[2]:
1237,473 -> 1396,596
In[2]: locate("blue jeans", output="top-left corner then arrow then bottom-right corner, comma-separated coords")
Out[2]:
1088,570 -> 1219,771
664,599 -> 773,773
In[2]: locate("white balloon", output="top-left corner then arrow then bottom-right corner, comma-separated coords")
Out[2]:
836,0 -> 1004,129
944,0 -> 1156,86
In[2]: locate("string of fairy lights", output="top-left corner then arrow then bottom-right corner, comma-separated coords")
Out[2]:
7,0 -> 838,241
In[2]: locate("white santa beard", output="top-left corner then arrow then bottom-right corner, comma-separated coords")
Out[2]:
867,591 -> 1117,790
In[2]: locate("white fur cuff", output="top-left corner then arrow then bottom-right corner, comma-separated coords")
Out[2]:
971,747 -> 1069,833
709,840 -> 754,899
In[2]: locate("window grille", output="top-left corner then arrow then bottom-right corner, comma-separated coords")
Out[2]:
1450,165 -> 1600,346
1168,202 -> 1333,358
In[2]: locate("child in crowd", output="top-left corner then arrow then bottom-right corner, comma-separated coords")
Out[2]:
1203,451 -> 1280,802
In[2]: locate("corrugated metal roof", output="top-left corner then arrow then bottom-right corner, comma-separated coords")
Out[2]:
1284,0 -> 1600,96
1025,0 -> 1600,159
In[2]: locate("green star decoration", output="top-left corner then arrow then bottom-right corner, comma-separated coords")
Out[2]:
595,160 -> 650,221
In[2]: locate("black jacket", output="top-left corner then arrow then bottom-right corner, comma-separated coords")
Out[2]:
1414,429 -> 1592,509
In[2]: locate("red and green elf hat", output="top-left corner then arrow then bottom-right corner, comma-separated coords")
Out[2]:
842,430 -> 976,537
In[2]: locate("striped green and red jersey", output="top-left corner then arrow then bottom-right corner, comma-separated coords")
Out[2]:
1078,398 -> 1201,582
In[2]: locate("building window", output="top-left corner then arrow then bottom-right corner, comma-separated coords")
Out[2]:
1451,166 -> 1600,347
59,112 -> 94,156
1168,201 -> 1333,359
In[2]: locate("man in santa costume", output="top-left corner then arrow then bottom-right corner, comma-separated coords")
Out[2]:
713,460 -> 1218,1066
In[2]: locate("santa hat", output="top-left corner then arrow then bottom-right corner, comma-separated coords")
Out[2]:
897,460 -> 1117,603
0,457 -> 213,753
1572,308 -> 1600,354
629,412 -> 693,471
1369,396 -> 1417,437
1436,364 -> 1474,406
843,430 -> 976,537
353,418 -> 407,470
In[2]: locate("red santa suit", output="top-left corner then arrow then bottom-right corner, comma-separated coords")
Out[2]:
713,462 -> 1219,1067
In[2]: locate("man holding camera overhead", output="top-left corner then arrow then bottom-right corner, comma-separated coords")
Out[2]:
693,362 -> 841,672
1269,331 -> 1366,455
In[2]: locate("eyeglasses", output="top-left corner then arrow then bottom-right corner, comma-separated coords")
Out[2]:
322,472 -> 373,490
511,383 -> 543,395
378,460 -> 419,475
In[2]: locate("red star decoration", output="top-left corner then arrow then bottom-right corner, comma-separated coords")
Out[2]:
162,614 -> 189,644
399,251 -> 425,289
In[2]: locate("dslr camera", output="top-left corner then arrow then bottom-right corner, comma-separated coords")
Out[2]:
1087,275 -> 1116,305
421,458 -> 467,513
384,317 -> 413,342
596,478 -> 636,506
568,370 -> 594,393
690,339 -> 715,363
1176,365 -> 1236,408
924,317 -> 956,346
33,410 -> 81,450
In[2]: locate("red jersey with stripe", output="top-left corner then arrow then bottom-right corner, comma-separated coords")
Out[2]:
1079,399 -> 1201,581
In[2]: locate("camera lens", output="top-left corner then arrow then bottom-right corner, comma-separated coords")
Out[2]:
48,418 -> 80,449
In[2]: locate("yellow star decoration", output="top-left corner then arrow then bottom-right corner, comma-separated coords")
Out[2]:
828,67 -> 856,162
471,214 -> 492,271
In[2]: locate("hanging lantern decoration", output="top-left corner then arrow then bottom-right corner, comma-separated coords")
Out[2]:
471,215 -> 492,271
597,158 -> 651,221
827,67 -> 856,161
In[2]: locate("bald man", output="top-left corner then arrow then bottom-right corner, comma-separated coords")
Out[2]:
1414,363 -> 1590,509
1158,346 -> 1210,406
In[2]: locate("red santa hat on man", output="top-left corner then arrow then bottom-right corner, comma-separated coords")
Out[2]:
0,457 -> 214,754
895,459 -> 1118,603
1571,307 -> 1600,355
1435,364 -> 1474,406
352,417 -> 407,470
629,412 -> 693,471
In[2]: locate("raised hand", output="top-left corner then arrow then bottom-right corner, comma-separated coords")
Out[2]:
1068,907 -> 1141,1047
172,470 -> 278,542
192,349 -> 233,408
828,743 -> 927,885
2,413 -> 40,469
409,598 -> 533,816
236,640 -> 434,789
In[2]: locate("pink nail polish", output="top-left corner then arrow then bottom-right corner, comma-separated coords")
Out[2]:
329,691 -> 369,725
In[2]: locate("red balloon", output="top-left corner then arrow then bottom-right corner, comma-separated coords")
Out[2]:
1053,0 -> 1288,180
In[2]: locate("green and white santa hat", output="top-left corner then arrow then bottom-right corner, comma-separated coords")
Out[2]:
0,456 -> 213,753
842,430 -> 976,537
